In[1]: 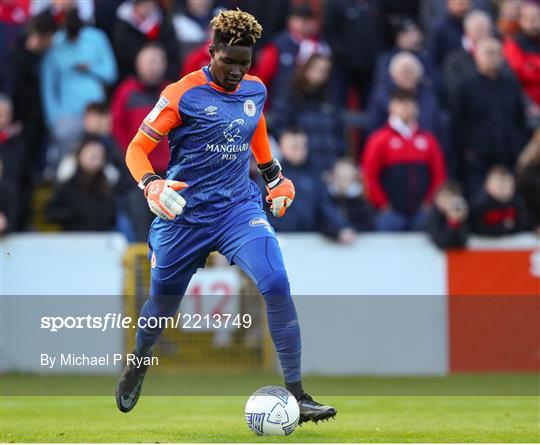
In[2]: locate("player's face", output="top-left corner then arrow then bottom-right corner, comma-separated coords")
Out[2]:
210,45 -> 252,91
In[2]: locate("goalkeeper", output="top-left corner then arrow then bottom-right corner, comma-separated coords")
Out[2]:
116,9 -> 336,424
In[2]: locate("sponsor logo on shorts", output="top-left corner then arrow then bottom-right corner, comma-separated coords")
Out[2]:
249,217 -> 274,233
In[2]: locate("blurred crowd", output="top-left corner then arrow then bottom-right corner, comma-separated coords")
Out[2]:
0,0 -> 539,249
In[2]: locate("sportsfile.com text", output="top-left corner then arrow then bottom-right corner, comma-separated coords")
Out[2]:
40,312 -> 252,332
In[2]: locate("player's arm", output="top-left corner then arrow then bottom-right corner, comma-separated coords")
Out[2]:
251,114 -> 295,217
125,86 -> 187,221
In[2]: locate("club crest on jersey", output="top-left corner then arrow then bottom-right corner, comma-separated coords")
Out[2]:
150,251 -> 157,269
244,99 -> 256,117
146,96 -> 169,123
204,105 -> 218,116
223,118 -> 245,142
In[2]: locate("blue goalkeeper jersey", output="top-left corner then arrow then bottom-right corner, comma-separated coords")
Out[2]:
140,66 -> 267,226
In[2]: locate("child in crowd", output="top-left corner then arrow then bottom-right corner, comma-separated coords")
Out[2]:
426,181 -> 469,249
470,165 -> 529,236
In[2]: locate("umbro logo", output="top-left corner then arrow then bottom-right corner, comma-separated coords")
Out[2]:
204,105 -> 218,116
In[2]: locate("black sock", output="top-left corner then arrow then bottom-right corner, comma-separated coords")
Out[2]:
285,381 -> 304,400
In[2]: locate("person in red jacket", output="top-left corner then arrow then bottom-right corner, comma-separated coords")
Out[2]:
362,90 -> 446,231
503,2 -> 540,105
111,42 -> 169,176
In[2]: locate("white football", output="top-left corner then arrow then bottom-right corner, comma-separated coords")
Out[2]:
244,386 -> 300,436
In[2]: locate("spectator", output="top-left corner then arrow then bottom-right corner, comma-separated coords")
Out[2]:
327,159 -> 374,232
252,3 -> 330,107
420,0 -> 494,37
443,10 -> 493,109
428,0 -> 472,66
111,43 -> 169,176
323,0 -> 382,106
470,165 -> 530,235
94,0 -> 124,38
32,0 -> 95,27
503,2 -> 540,106
498,0 -> 523,38
41,8 -> 117,169
426,181 -> 469,249
516,129 -> 540,234
451,37 -> 528,195
0,159 -> 17,235
113,0 -> 179,81
0,0 -> 31,90
367,52 -> 442,139
83,100 -> 137,206
84,102 -> 114,139
84,102 -> 124,165
46,136 -> 117,231
373,17 -> 440,95
70,102 -> 131,192
0,94 -> 24,229
172,0 -> 214,62
263,128 -> 356,244
376,0 -> 421,48
270,53 -> 346,174
58,102 -> 140,240
7,13 -> 55,175
362,90 -> 446,232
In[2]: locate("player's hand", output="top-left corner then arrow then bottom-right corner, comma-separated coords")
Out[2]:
266,175 -> 295,218
144,179 -> 188,220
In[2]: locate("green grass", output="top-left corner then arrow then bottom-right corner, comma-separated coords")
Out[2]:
3,373 -> 538,396
1,375 -> 539,443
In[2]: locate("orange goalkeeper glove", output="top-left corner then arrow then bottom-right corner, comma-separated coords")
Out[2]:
259,160 -> 295,218
139,174 -> 188,221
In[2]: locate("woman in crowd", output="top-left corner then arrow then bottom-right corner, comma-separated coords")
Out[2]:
46,136 -> 117,231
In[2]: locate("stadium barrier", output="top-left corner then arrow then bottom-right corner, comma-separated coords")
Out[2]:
123,244 -> 275,372
1,233 -> 538,374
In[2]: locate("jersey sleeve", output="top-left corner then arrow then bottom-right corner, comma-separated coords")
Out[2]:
250,113 -> 273,165
139,83 -> 183,142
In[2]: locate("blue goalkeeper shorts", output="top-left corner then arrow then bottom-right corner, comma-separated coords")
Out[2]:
148,198 -> 278,296
139,198 -> 302,383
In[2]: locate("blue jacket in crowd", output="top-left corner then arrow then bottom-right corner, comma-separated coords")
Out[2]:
271,90 -> 347,175
41,26 -> 117,127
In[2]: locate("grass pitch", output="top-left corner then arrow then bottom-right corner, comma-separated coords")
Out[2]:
1,374 -> 539,443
